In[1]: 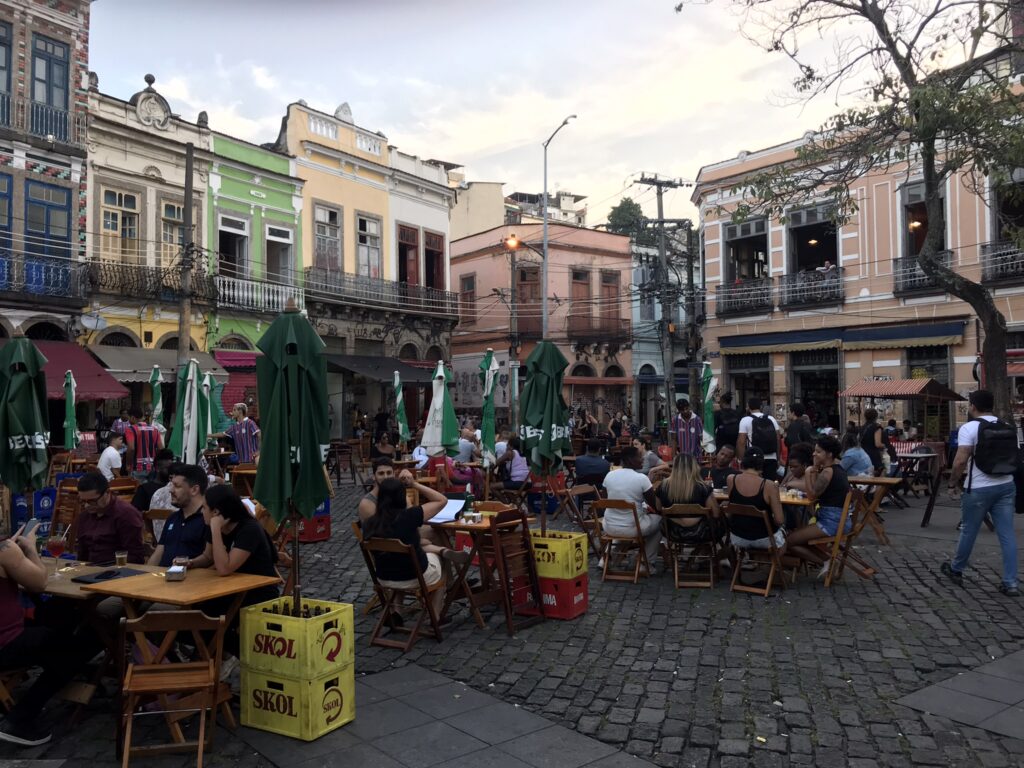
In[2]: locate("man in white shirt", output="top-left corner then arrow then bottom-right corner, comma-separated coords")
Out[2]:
455,429 -> 479,463
411,444 -> 429,471
601,446 -> 661,571
943,389 -> 1019,596
495,430 -> 510,460
97,434 -> 123,481
736,398 -> 783,481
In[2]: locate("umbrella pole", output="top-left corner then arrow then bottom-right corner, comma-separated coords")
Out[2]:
290,502 -> 302,615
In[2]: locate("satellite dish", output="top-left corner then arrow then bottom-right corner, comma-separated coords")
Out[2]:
80,313 -> 107,331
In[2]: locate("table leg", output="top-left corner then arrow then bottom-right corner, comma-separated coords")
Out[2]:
864,488 -> 890,546
919,462 -> 943,528
439,534 -> 487,629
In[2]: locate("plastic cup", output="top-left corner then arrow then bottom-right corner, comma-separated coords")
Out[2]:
115,551 -> 128,568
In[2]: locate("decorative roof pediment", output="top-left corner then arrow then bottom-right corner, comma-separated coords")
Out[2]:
129,74 -> 172,131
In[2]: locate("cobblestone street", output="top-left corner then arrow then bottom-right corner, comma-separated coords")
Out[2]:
4,484 -> 1023,768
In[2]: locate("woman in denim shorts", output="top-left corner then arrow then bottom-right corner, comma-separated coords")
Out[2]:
784,434 -> 852,576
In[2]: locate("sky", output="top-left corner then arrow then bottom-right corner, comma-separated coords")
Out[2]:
89,0 -> 845,226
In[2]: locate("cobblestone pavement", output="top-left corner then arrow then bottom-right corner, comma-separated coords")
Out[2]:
3,484 -> 1023,767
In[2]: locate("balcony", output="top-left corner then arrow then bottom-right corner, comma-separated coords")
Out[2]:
87,259 -> 216,303
779,268 -> 844,310
0,250 -> 87,306
304,267 -> 458,318
980,240 -> 1024,286
217,274 -> 305,313
0,96 -> 86,148
566,314 -> 632,345
893,251 -> 953,296
715,277 -> 774,317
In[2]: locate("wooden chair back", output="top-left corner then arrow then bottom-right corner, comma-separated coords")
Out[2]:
661,504 -> 719,589
52,479 -> 81,548
591,498 -> 649,583
108,477 -> 139,503
47,452 -> 71,487
143,508 -> 175,548
477,509 -> 544,635
557,484 -> 601,555
359,537 -> 443,653
725,503 -> 786,597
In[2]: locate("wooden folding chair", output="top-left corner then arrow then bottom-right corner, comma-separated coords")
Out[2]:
108,477 -> 139,503
47,452 -> 71,487
811,490 -> 877,583
143,508 -> 175,548
53,479 -> 81,548
475,510 -> 544,636
359,538 -> 443,653
592,499 -> 650,583
806,491 -> 856,587
350,522 -> 381,616
557,484 -> 601,556
661,504 -> 721,589
117,611 -> 225,768
726,504 -> 788,597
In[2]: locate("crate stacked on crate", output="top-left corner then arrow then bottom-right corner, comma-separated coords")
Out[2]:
240,597 -> 355,740
514,530 -> 589,620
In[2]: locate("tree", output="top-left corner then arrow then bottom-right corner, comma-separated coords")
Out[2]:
678,0 -> 1024,417
607,197 -> 657,246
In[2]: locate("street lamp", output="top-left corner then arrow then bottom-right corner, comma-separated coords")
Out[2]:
542,114 -> 576,339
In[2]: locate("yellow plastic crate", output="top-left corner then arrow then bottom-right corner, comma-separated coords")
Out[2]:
530,530 -> 588,580
240,598 -> 354,678
241,664 -> 355,741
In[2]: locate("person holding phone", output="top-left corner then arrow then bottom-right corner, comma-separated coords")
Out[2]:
0,524 -> 100,746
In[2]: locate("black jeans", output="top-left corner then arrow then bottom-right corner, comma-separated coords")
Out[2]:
0,625 -> 97,726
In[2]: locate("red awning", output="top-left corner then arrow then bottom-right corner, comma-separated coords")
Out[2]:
563,376 -> 634,386
0,340 -> 128,401
839,377 -> 963,401
213,350 -> 259,369
1009,362 -> 1024,377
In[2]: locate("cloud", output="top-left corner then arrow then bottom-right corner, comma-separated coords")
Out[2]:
251,65 -> 278,91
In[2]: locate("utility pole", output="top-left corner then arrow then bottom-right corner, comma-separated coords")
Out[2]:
508,243 -> 519,430
636,173 -> 689,452
684,222 -> 702,410
176,142 -> 195,375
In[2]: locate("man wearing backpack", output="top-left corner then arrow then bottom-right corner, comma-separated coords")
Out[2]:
714,391 -> 740,453
737,397 -> 782,481
942,389 -> 1019,597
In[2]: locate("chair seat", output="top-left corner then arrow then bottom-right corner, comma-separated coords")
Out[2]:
125,662 -> 215,694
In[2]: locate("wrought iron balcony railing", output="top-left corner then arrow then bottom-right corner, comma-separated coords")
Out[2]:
893,251 -> 953,296
87,259 -> 216,303
0,250 -> 87,304
216,274 -> 305,313
715,276 -> 774,317
779,268 -> 844,309
0,96 -> 86,147
304,267 -> 458,318
566,314 -> 632,344
980,240 -> 1024,285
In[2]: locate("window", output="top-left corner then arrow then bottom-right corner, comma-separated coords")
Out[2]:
161,201 -> 184,268
356,133 -> 381,155
218,214 -> 248,279
314,205 -> 341,270
424,231 -> 445,289
308,115 -> 337,140
600,272 -> 619,329
398,224 -> 419,285
723,218 -> 769,281
265,224 -> 293,283
787,203 -> 837,271
101,188 -> 140,262
904,183 -> 945,257
569,269 -> 591,335
0,23 -> 10,126
25,181 -> 70,258
992,168 -> 1024,242
31,35 -> 69,140
0,173 -> 10,251
459,274 -> 476,325
356,214 -> 382,279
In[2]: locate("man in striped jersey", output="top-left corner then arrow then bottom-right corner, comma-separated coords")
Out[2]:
125,408 -> 163,474
212,403 -> 261,464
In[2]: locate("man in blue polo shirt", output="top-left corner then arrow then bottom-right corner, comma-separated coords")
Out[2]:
147,464 -> 209,567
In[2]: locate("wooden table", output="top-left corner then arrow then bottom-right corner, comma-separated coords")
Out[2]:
230,467 -> 257,497
848,475 -> 903,544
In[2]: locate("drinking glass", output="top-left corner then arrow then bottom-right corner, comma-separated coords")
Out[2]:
115,551 -> 128,568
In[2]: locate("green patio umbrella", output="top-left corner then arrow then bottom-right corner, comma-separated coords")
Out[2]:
517,341 -> 570,534
701,362 -> 717,453
420,361 -> 459,458
149,364 -> 164,428
253,307 -> 331,613
479,348 -> 499,468
63,370 -> 80,451
393,371 -> 411,446
168,359 -> 210,464
0,337 -> 50,513
206,372 -> 232,432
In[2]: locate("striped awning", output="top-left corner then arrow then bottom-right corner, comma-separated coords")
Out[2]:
839,378 -> 964,401
719,320 -> 966,355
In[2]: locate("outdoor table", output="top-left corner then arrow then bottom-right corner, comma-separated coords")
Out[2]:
896,452 -> 938,493
82,568 -> 281,739
895,451 -> 943,527
229,467 -> 257,497
848,475 -> 903,543
203,450 -> 233,477
430,513 -> 535,628
392,458 -> 419,471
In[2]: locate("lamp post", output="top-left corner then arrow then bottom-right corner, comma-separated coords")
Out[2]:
541,114 -> 576,339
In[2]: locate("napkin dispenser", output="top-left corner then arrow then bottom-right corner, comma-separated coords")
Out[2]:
165,565 -> 187,582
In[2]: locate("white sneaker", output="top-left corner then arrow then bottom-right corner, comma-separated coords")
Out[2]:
219,655 -> 240,682
817,559 -> 832,580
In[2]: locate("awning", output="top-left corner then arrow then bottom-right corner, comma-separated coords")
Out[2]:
563,376 -> 634,386
719,320 -> 966,355
1008,362 -> 1024,377
88,346 -> 228,383
326,354 -> 435,384
839,378 -> 964,401
213,350 -> 259,369
0,339 -> 129,401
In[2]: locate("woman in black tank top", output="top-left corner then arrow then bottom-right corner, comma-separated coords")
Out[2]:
726,448 -> 785,545
785,435 -> 853,573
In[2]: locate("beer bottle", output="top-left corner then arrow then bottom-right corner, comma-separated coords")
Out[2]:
302,604 -> 311,619
463,483 -> 475,517
270,603 -> 280,615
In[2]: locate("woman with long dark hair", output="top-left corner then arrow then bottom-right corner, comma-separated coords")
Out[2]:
364,477 -> 469,614
785,435 -> 851,577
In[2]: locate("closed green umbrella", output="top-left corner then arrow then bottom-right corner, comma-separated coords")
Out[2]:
148,364 -> 164,428
479,348 -> 499,468
253,307 -> 331,612
207,373 -> 232,432
393,371 -> 410,446
518,341 -> 570,533
63,370 -> 80,451
421,361 -> 458,458
0,336 -> 50,500
168,359 -> 210,464
701,362 -> 717,453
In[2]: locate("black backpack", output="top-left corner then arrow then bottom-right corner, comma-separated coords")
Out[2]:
715,408 -> 740,448
750,414 -> 779,454
973,418 -> 1020,476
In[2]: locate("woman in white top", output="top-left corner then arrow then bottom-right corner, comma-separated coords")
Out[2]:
495,436 -> 531,490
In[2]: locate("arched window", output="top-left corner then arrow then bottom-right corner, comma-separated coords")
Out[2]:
100,332 -> 139,347
399,343 -> 419,360
639,363 -> 657,376
425,346 -> 444,362
570,363 -> 595,377
605,364 -> 624,378
25,322 -> 67,341
216,336 -> 252,351
159,336 -> 197,351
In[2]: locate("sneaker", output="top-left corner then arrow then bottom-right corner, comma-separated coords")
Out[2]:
941,562 -> 964,587
219,655 -> 240,683
442,548 -> 472,567
817,559 -> 832,580
0,716 -> 52,747
998,584 -> 1020,597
